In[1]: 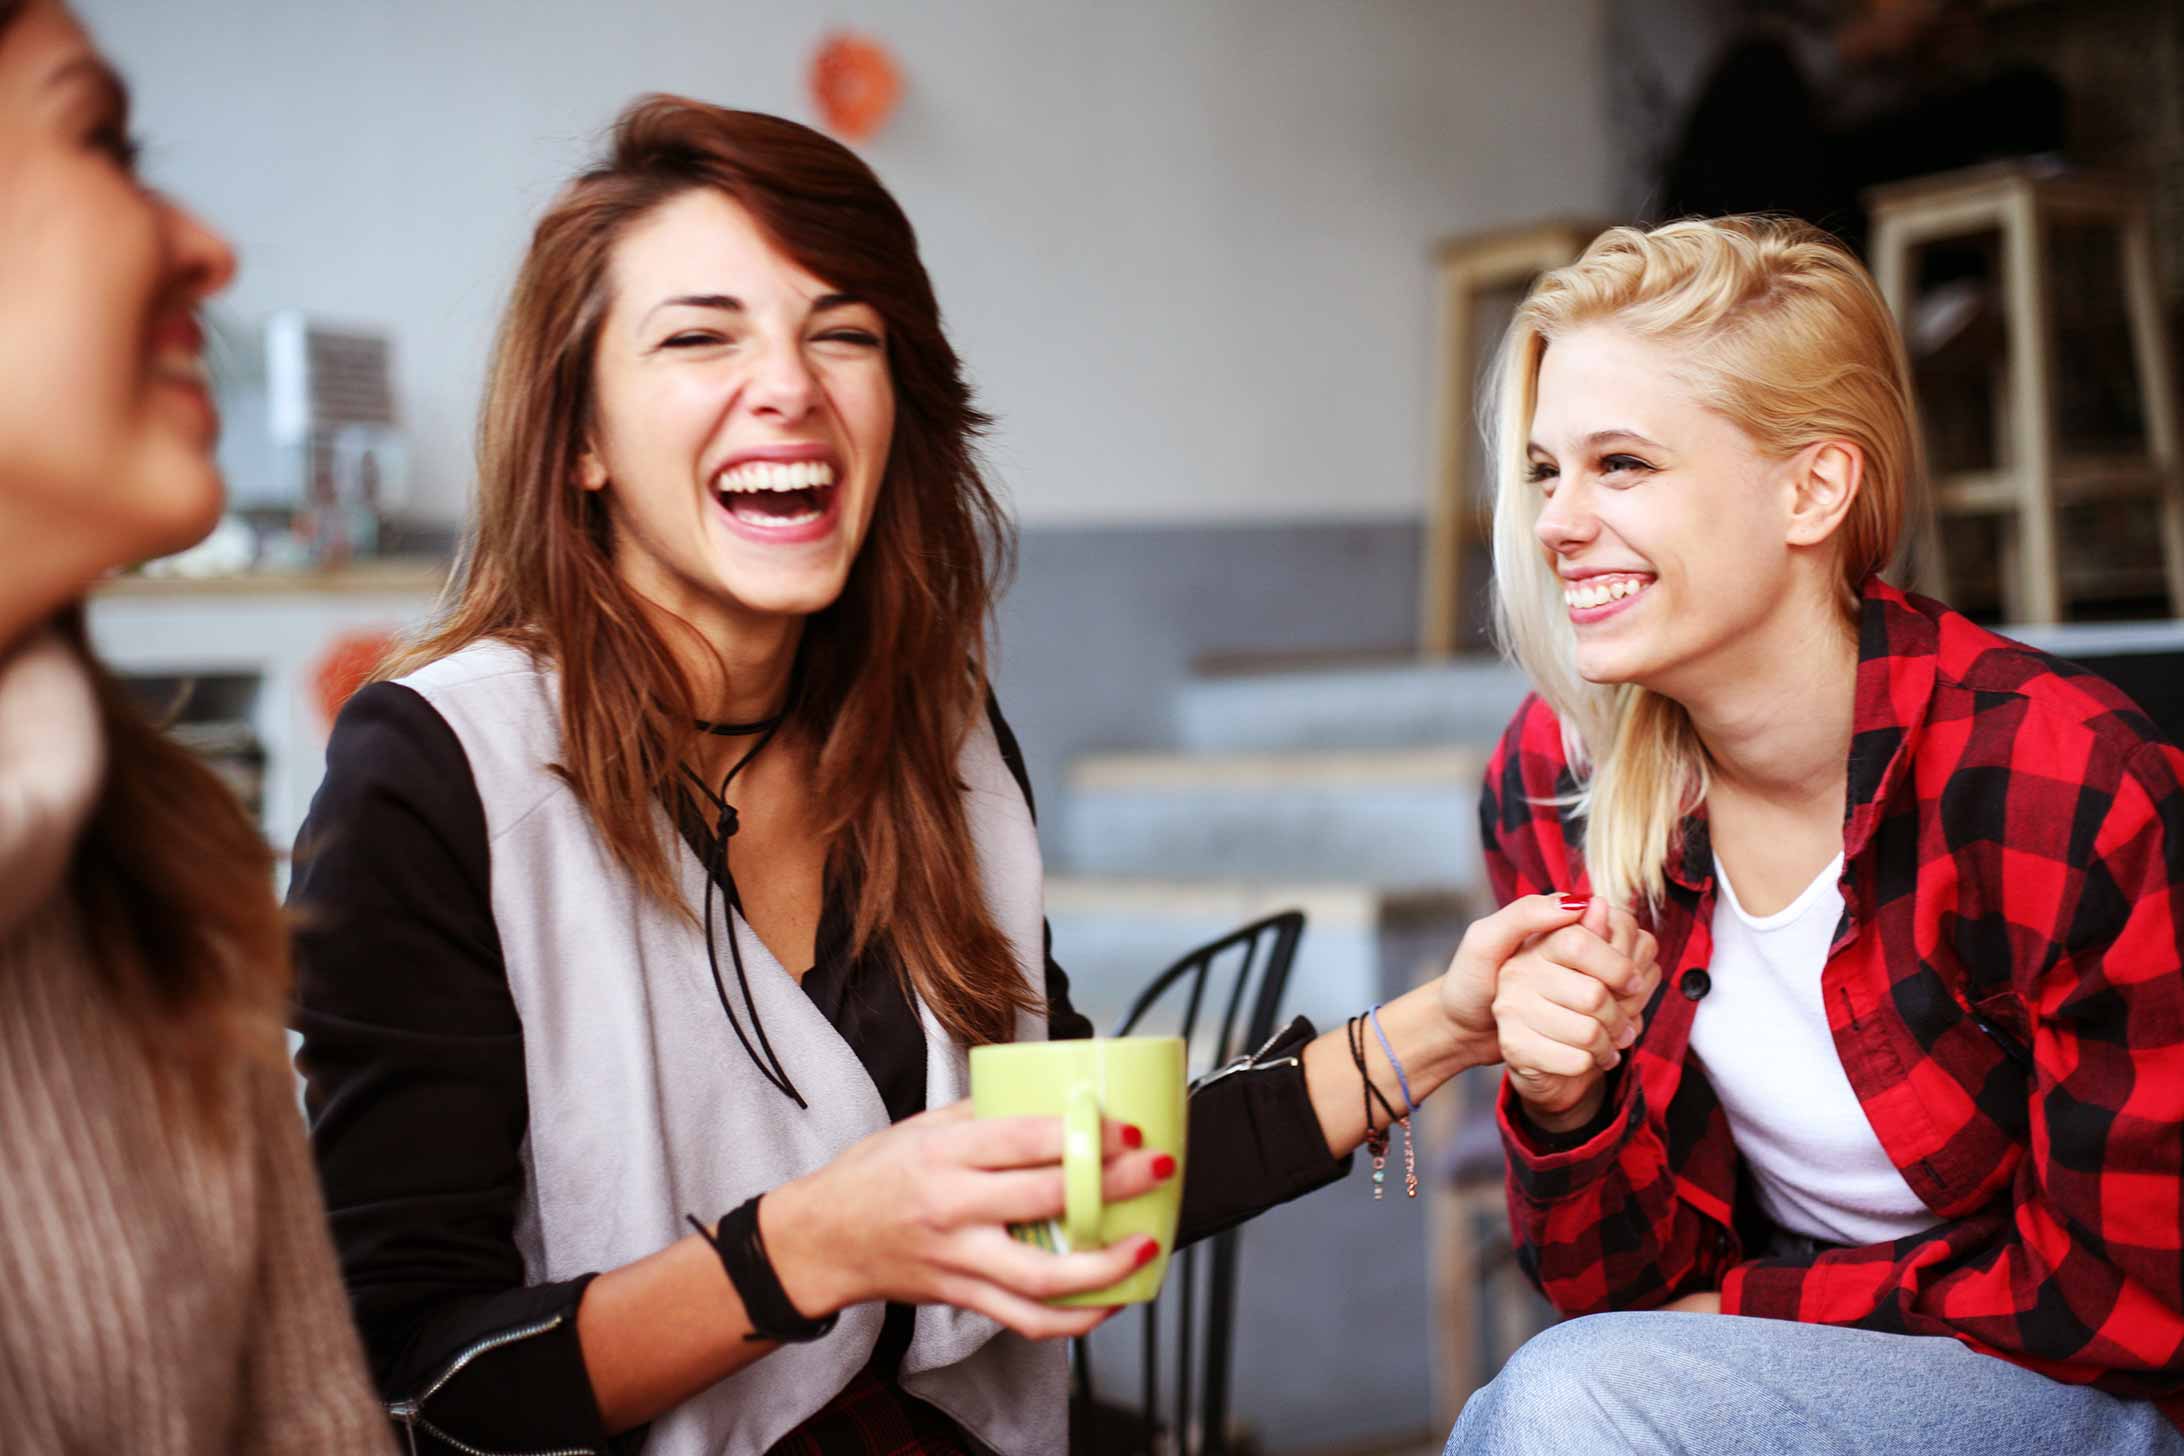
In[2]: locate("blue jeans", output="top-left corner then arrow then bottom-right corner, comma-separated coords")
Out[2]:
1447,1312 -> 2184,1455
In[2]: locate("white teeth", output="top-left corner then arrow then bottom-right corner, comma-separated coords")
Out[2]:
712,459 -> 837,493
1563,576 -> 1649,610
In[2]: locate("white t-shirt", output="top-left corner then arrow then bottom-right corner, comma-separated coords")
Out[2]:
1687,851 -> 1939,1248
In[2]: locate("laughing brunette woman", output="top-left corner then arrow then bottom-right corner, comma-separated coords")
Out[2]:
286,96 -> 1636,1456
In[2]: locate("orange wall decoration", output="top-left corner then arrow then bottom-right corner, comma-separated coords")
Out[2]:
809,31 -> 902,142
312,628 -> 399,730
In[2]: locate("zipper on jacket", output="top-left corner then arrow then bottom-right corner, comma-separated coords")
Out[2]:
385,1311 -> 600,1456
1191,1023 -> 1304,1093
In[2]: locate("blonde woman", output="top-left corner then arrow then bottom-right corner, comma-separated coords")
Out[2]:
1450,216 -> 2184,1453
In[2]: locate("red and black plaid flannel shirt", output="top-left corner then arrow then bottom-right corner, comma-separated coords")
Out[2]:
1483,575 -> 2184,1422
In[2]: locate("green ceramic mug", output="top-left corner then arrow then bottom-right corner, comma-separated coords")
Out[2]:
968,1035 -> 1187,1306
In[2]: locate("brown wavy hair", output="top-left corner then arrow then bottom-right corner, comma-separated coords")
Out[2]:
60,608 -> 290,1103
385,96 -> 1037,1046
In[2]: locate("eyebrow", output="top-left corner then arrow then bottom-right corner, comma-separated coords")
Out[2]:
640,290 -> 868,329
1526,428 -> 1669,457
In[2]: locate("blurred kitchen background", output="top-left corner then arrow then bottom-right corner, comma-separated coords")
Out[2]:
76,1 -> 2184,1452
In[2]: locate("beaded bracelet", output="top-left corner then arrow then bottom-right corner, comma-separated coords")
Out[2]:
1345,1014 -> 1389,1197
1367,1005 -> 1420,1199
1346,1012 -> 1418,1200
1347,1013 -> 1417,1200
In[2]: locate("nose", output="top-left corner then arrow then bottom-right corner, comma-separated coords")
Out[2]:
744,334 -> 819,424
161,194 -> 237,302
1533,476 -> 1598,556
161,196 -> 236,301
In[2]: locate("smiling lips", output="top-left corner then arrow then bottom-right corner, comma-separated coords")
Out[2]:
711,459 -> 838,534
149,348 -> 217,438
1563,572 -> 1653,622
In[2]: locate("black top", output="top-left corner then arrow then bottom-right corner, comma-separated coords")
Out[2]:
290,681 -> 1348,1455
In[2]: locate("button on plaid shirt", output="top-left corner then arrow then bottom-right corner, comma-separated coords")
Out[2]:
1483,575 -> 2184,1424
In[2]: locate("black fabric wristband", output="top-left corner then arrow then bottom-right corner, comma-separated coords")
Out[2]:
688,1196 -> 839,1344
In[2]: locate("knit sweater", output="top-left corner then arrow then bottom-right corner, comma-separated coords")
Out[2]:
0,630 -> 391,1454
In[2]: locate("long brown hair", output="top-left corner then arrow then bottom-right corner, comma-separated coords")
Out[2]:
0,0 -> 287,1105
387,96 -> 1037,1046
58,608 -> 290,1097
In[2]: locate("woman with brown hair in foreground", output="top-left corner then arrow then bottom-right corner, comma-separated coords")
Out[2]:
288,95 -> 1654,1455
0,2 -> 389,1450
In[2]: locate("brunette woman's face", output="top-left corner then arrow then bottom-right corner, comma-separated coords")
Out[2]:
0,1 -> 236,576
1527,325 -> 1808,697
583,188 -> 894,633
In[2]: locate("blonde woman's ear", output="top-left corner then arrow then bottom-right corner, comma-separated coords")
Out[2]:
575,451 -> 608,491
1786,440 -> 1863,548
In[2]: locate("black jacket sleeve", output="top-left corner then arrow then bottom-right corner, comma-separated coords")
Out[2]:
289,682 -> 617,1454
987,696 -> 1351,1249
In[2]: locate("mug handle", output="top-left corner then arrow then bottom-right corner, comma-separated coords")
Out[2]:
1062,1081 -> 1103,1250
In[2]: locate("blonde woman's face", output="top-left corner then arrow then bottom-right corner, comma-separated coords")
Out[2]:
1526,325 -> 1803,697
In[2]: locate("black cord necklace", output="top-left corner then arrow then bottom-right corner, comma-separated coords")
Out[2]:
696,714 -> 784,738
679,698 -> 807,1109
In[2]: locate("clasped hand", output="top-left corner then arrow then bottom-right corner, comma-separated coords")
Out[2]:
1438,892 -> 1660,1133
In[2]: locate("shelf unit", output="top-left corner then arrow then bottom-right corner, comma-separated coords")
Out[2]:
87,562 -> 448,885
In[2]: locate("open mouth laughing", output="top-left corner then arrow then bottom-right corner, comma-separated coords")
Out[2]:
710,457 -> 842,544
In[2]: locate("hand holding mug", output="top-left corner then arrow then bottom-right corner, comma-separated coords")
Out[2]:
1494,896 -> 1660,1131
761,1101 -> 1174,1342
968,1035 -> 1186,1308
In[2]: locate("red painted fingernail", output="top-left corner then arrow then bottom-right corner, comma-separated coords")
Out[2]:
1135,1239 -> 1161,1267
1121,1123 -> 1144,1150
1559,895 -> 1590,912
1152,1153 -> 1176,1179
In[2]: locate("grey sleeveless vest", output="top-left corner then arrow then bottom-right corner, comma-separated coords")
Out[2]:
399,641 -> 1065,1456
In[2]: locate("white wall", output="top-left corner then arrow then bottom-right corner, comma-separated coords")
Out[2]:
80,0 -> 1608,527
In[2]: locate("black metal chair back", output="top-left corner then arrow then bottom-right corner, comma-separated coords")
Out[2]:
1079,909 -> 1305,1456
